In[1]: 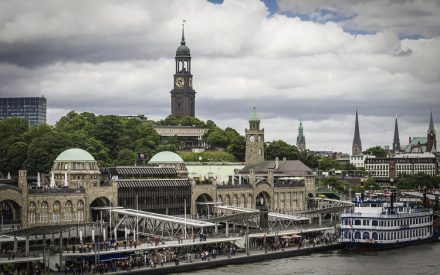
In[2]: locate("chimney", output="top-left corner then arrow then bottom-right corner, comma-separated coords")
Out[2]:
275,157 -> 279,170
409,137 -> 412,144
423,190 -> 428,208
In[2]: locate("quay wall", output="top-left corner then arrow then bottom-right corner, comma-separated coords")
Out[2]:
123,243 -> 342,275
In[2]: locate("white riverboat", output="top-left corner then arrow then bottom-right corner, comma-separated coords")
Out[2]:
339,200 -> 438,250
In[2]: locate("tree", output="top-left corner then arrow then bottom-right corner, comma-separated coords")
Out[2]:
363,177 -> 380,190
321,177 -> 350,193
397,174 -> 440,190
115,149 -> 136,166
363,146 -> 387,158
227,136 -> 246,162
266,140 -> 298,160
6,142 -> 28,174
206,128 -> 229,149
0,117 -> 29,141
318,156 -> 337,171
159,115 -> 206,127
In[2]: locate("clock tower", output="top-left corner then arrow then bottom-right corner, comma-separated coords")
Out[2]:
171,23 -> 196,117
245,107 -> 265,165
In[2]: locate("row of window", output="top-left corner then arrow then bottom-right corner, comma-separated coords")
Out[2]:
53,162 -> 99,170
343,227 -> 431,240
343,216 -> 431,227
28,200 -> 84,224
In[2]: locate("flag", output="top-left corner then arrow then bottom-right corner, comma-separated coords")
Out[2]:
137,153 -> 145,160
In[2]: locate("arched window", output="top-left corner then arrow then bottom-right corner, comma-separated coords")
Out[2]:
41,201 -> 49,223
77,200 -> 84,222
53,201 -> 61,223
354,219 -> 361,225
240,195 -> 246,208
225,195 -> 231,206
232,195 -> 238,207
363,232 -> 370,239
354,232 -> 361,239
372,220 -> 378,226
372,232 -> 378,240
65,201 -> 73,221
28,202 -> 36,224
247,194 -> 253,208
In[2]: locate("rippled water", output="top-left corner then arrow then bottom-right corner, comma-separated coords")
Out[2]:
183,243 -> 440,275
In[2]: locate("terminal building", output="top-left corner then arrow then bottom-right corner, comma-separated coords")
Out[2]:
0,148 -> 117,228
0,96 -> 47,126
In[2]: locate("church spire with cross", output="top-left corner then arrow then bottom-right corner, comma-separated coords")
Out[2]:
352,108 -> 362,155
392,115 -> 400,154
427,111 -> 437,152
296,116 -> 306,151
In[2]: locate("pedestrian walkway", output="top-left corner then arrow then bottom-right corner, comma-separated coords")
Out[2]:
0,255 -> 42,264
63,236 -> 242,258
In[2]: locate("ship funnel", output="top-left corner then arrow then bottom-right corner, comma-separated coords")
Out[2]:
423,190 -> 428,209
435,195 -> 439,211
360,181 -> 365,202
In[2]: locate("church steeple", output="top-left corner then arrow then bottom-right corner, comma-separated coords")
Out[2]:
427,111 -> 437,152
296,116 -> 306,151
171,20 -> 195,117
392,115 -> 400,153
352,109 -> 362,155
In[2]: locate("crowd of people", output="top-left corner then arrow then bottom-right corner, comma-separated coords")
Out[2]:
64,241 -> 239,274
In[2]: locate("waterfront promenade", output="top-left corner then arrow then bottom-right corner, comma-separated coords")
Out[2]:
57,233 -> 340,275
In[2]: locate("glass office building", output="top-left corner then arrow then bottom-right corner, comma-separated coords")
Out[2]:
0,97 -> 47,126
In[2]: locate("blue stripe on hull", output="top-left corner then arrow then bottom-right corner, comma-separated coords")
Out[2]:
341,237 -> 435,251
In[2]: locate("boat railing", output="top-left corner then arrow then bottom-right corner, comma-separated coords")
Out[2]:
343,211 -> 432,219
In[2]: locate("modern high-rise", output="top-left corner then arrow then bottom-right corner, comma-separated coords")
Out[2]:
0,97 -> 47,126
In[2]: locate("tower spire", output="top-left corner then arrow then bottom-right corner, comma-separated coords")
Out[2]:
181,19 -> 186,45
429,110 -> 435,132
296,116 -> 306,151
393,115 -> 400,153
426,111 -> 437,152
352,108 -> 362,155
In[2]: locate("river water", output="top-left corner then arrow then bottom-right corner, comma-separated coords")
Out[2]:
184,243 -> 439,275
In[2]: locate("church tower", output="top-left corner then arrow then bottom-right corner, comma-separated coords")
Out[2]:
296,117 -> 306,151
426,111 -> 437,152
245,107 -> 265,165
352,109 -> 362,155
170,22 -> 196,117
392,115 -> 400,154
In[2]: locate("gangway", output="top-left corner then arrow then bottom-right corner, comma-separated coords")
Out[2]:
111,208 -> 215,239
213,205 -> 311,230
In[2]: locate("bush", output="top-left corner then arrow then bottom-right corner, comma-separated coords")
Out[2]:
177,151 -> 237,162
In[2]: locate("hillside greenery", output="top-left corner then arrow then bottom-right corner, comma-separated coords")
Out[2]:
0,111 -> 381,176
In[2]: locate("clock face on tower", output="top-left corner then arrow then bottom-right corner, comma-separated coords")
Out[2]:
249,136 -> 255,142
176,77 -> 184,88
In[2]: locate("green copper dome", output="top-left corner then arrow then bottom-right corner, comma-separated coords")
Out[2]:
176,44 -> 190,57
55,148 -> 95,161
176,23 -> 190,57
249,107 -> 260,121
149,151 -> 184,164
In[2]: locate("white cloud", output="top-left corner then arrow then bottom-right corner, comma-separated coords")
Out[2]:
0,0 -> 439,154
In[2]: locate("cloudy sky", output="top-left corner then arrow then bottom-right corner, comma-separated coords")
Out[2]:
1,0 -> 439,153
